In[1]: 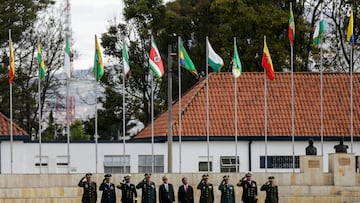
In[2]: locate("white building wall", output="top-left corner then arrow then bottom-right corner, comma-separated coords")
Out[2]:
0,140 -> 358,174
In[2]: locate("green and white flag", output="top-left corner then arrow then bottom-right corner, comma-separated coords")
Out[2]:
232,41 -> 242,78
207,38 -> 224,73
64,36 -> 71,78
122,41 -> 130,76
313,11 -> 325,46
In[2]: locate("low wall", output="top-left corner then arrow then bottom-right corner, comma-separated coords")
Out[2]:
1,173 -> 360,203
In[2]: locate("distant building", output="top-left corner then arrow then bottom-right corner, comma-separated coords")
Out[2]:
1,73 -> 360,174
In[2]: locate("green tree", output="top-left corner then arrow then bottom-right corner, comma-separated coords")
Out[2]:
71,120 -> 90,140
43,110 -> 55,140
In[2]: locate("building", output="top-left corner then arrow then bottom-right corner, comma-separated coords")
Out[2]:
1,72 -> 360,174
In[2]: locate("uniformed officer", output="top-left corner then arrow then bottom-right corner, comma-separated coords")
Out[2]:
78,173 -> 97,203
99,174 -> 116,203
136,173 -> 156,203
260,176 -> 278,203
117,175 -> 137,203
237,172 -> 257,203
218,175 -> 235,203
196,174 -> 214,203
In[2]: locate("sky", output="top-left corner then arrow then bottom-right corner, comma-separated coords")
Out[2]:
70,0 -> 124,70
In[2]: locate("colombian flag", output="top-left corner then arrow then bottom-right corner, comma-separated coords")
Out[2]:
261,37 -> 275,80
347,9 -> 355,47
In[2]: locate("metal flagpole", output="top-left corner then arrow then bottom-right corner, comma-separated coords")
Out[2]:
234,37 -> 239,173
123,64 -> 126,172
178,36 -> 182,173
9,29 -> 13,174
320,19 -> 324,156
263,36 -> 268,173
151,72 -> 154,173
167,44 -> 173,173
38,43 -> 42,174
65,0 -> 71,174
94,36 -> 98,173
350,43 -> 353,153
290,2 -> 295,172
206,36 -> 210,172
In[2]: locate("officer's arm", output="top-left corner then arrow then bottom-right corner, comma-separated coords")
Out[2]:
260,183 -> 269,191
177,187 -> 182,203
154,184 -> 157,203
236,177 -> 245,187
133,185 -> 138,198
159,185 -> 162,203
170,185 -> 175,201
94,183 -> 97,200
218,183 -> 223,191
136,181 -> 143,189
276,186 -> 279,203
255,182 -> 258,196
211,185 -> 214,203
78,177 -> 85,187
99,182 -> 105,191
197,180 -> 203,189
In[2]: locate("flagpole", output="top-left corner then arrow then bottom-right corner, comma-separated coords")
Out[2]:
264,35 -> 268,173
320,14 -> 324,156
205,36 -> 210,172
66,35 -> 71,174
178,36 -> 182,173
290,2 -> 295,173
350,43 -> 353,153
234,37 -> 239,173
94,36 -> 99,174
123,62 -> 126,172
38,40 -> 42,174
151,72 -> 154,173
9,29 -> 13,174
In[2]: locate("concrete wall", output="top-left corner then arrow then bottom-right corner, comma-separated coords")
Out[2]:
0,173 -> 360,203
1,140 -> 358,174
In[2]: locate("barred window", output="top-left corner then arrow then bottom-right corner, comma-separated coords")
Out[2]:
138,155 -> 164,173
104,155 -> 130,173
199,162 -> 212,172
35,156 -> 48,167
220,156 -> 239,172
260,156 -> 299,168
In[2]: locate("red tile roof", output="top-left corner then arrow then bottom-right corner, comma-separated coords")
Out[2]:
0,112 -> 28,136
136,72 -> 360,139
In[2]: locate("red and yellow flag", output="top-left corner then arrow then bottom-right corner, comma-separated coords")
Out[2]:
9,38 -> 15,84
261,37 -> 275,80
288,5 -> 295,45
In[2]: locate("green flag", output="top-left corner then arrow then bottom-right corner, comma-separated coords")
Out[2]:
232,41 -> 242,78
37,42 -> 45,79
179,38 -> 198,76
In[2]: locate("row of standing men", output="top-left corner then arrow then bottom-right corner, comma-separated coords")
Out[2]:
78,172 -> 278,203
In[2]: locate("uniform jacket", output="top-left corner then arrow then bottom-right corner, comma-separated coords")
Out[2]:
136,180 -> 156,203
218,183 -> 235,203
99,182 -> 116,203
178,184 -> 194,203
78,178 -> 97,203
260,183 -> 278,203
117,183 -> 137,203
159,183 -> 175,203
197,181 -> 214,203
237,179 -> 258,203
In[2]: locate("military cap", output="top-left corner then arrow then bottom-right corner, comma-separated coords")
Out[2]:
245,172 -> 252,177
104,174 -> 112,178
85,173 -> 92,177
268,176 -> 275,180
144,173 -> 151,178
202,174 -> 209,178
124,174 -> 131,180
223,175 -> 229,180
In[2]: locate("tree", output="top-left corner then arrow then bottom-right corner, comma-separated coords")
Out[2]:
71,120 -> 90,140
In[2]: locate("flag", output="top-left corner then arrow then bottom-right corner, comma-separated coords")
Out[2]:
232,41 -> 242,78
37,42 -> 46,80
313,11 -> 325,46
93,35 -> 104,81
347,9 -> 355,47
9,38 -> 15,84
122,41 -> 130,76
180,38 -> 198,76
64,36 -> 71,78
207,38 -> 224,73
149,36 -> 164,78
261,37 -> 275,80
288,5 -> 295,45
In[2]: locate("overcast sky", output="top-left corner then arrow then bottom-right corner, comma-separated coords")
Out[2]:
70,0 -> 124,70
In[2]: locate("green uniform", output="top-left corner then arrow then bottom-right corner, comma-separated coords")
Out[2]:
260,183 -> 278,203
136,180 -> 156,203
218,183 -> 235,203
78,178 -> 97,203
197,181 -> 214,203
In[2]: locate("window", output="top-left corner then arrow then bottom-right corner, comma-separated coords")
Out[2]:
220,156 -> 239,172
104,155 -> 130,173
199,162 -> 212,172
56,155 -> 69,166
138,155 -> 164,173
35,156 -> 48,167
260,156 -> 299,169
